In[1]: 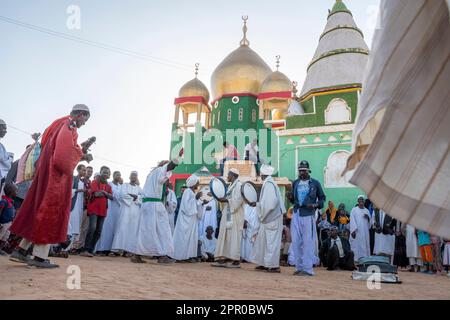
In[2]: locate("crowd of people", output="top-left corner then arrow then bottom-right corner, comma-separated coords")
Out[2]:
1,107 -> 450,278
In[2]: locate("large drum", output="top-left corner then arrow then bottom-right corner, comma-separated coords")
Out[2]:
209,177 -> 228,202
241,181 -> 260,205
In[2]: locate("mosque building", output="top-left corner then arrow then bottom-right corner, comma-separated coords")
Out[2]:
168,0 -> 368,209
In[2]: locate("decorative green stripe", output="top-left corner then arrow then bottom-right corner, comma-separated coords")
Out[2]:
142,197 -> 162,203
307,48 -> 369,71
319,25 -> 364,40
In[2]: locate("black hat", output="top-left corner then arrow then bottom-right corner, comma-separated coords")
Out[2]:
298,160 -> 311,172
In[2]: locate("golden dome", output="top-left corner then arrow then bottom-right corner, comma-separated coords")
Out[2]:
260,71 -> 292,93
272,109 -> 286,120
210,17 -> 271,100
178,77 -> 210,103
211,45 -> 271,100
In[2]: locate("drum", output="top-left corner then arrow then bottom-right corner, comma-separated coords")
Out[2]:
241,181 -> 260,205
209,177 -> 228,201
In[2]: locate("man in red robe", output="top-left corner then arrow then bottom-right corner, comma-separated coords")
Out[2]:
9,104 -> 93,268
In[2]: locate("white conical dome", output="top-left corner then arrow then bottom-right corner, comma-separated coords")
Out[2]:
300,0 -> 369,98
287,100 -> 305,116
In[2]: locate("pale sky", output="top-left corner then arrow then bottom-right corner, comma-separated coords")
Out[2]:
0,0 -> 380,178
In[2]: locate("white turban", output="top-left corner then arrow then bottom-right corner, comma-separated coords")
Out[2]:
229,168 -> 239,176
260,164 -> 275,176
186,175 -> 200,188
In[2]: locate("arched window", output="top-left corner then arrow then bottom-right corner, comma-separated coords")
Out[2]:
227,109 -> 232,122
324,150 -> 353,188
324,98 -> 351,125
252,109 -> 257,122
238,108 -> 243,121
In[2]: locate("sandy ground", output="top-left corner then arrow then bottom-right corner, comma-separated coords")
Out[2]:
1,254 -> 449,300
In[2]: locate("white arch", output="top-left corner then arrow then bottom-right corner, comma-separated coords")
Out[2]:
324,150 -> 354,188
324,98 -> 351,125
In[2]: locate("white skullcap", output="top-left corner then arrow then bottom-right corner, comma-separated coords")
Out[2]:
0,119 -> 6,125
186,175 -> 200,188
260,164 -> 275,176
72,104 -> 90,113
357,195 -> 365,200
229,168 -> 240,176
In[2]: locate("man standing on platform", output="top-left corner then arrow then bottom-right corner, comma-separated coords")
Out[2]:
289,160 -> 326,276
9,104 -> 93,268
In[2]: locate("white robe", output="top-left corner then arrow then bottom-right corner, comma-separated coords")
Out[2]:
200,235 -> 217,256
166,189 -> 178,234
251,177 -> 285,268
135,164 -> 173,256
172,188 -> 203,260
96,182 -> 122,252
405,224 -> 420,258
111,183 -> 142,253
350,206 -> 371,262
241,205 -> 260,262
198,199 -> 218,238
67,179 -> 85,236
373,210 -> 395,256
215,179 -> 245,261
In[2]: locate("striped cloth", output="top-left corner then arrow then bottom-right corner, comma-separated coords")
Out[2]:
346,0 -> 450,237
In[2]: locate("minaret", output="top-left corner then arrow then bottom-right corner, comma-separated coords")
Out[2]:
300,0 -> 369,99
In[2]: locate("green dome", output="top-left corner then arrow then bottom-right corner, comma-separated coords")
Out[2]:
329,0 -> 350,15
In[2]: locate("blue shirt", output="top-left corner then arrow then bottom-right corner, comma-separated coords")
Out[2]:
417,231 -> 431,246
291,178 -> 326,217
0,195 -> 15,224
296,180 -> 310,206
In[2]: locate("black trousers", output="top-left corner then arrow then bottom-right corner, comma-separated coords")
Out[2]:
369,228 -> 375,255
84,214 -> 105,253
326,246 -> 355,271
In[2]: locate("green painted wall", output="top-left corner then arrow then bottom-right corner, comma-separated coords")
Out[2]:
286,91 -> 358,129
279,132 -> 365,211
211,96 -> 259,131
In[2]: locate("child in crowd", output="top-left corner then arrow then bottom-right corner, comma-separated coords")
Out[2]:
0,182 -> 17,255
417,230 -> 434,274
280,214 -> 292,266
336,203 -> 350,233
200,226 -> 216,262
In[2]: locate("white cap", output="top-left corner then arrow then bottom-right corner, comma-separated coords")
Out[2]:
229,168 -> 240,176
72,104 -> 90,113
357,194 -> 365,200
186,175 -> 200,188
260,164 -> 275,176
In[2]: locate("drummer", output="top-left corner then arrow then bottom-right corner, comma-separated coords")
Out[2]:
213,168 -> 245,269
249,164 -> 286,273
